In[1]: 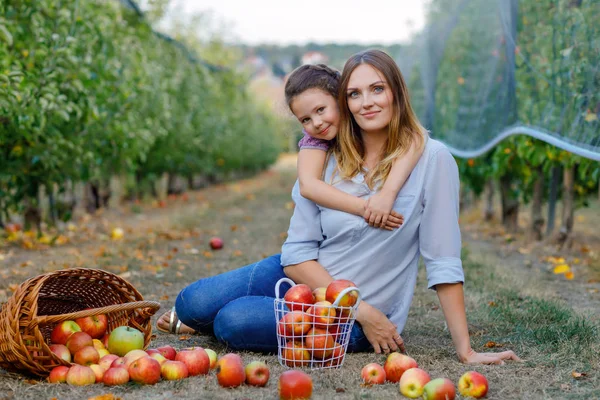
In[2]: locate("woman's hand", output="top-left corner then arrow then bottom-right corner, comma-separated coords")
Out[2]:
356,302 -> 405,354
459,348 -> 522,365
363,190 -> 397,229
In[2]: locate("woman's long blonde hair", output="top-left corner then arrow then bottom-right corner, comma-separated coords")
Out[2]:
333,50 -> 426,189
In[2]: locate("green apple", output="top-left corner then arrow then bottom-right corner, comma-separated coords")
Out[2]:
107,326 -> 144,356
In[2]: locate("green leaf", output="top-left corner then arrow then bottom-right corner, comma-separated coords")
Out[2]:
0,24 -> 13,46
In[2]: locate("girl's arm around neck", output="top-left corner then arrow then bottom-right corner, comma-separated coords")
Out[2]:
298,148 -> 366,217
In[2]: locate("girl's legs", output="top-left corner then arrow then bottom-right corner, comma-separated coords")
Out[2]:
174,254 -> 289,333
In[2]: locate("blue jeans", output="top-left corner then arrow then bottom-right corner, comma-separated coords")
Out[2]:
175,254 -> 372,353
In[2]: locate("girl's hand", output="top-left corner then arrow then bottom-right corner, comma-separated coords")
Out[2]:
459,348 -> 522,365
356,302 -> 405,354
364,190 -> 397,229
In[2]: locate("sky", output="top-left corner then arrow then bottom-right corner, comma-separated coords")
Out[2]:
163,0 -> 430,45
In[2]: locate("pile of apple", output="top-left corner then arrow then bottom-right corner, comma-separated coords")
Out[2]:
278,279 -> 359,368
361,353 -> 489,399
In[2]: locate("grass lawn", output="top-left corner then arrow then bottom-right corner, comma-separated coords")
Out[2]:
0,154 -> 598,399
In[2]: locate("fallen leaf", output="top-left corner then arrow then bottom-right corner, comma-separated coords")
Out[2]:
179,335 -> 191,341
488,301 -> 497,307
553,264 -> 571,274
484,341 -> 504,348
572,371 -> 587,379
233,250 -> 243,257
203,251 -> 213,258
88,394 -> 121,400
564,271 -> 574,280
160,295 -> 169,301
245,193 -> 255,200
335,388 -> 346,393
230,225 -> 238,231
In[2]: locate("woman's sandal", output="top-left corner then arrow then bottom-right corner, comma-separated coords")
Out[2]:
156,306 -> 184,334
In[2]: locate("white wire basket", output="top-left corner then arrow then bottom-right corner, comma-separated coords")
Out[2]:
274,277 -> 361,370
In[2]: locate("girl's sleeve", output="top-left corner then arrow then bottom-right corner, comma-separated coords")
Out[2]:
281,180 -> 323,266
298,130 -> 330,151
419,147 -> 465,289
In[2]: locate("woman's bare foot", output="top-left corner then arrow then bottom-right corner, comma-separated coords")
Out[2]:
156,307 -> 196,334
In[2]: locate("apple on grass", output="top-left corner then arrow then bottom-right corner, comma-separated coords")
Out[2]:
149,352 -> 168,365
49,344 -> 71,363
399,368 -> 431,398
245,360 -> 270,387
66,365 -> 96,386
107,326 -> 144,357
48,366 -> 70,383
384,352 -> 418,383
148,345 -> 177,360
50,321 -> 81,345
123,349 -> 149,368
75,313 -> 108,339
89,364 -> 106,383
161,360 -> 189,380
423,378 -> 456,400
284,284 -> 315,311
73,346 -> 100,366
279,370 -> 313,400
215,353 -> 245,388
209,237 -> 223,250
110,357 -> 126,368
175,348 -> 210,376
128,356 -> 161,385
458,371 -> 489,399
103,367 -> 130,386
205,348 -> 218,369
361,363 -> 386,385
66,332 -> 94,354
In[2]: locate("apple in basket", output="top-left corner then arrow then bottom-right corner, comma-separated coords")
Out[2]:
50,320 -> 81,345
312,287 -> 327,303
66,332 -> 94,354
282,340 -> 312,367
284,284 -> 315,311
73,346 -> 100,366
49,344 -> 71,363
278,311 -> 312,337
107,326 -> 145,357
75,313 -> 108,339
326,279 -> 359,307
304,328 -> 335,359
306,301 -> 336,329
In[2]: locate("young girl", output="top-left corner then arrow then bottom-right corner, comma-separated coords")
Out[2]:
284,64 -> 426,228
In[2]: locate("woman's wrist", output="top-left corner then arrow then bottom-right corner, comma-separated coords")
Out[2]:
456,344 -> 474,363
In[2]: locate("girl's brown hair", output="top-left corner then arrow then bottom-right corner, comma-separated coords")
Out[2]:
284,64 -> 341,109
334,50 -> 426,189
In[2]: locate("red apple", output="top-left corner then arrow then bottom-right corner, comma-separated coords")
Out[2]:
66,364 -> 96,386
161,360 -> 189,380
284,284 -> 315,311
128,356 -> 161,385
101,333 -> 110,348
384,352 -> 418,383
205,348 -> 218,369
423,377 -> 456,400
209,237 -> 223,250
89,364 -> 106,383
282,340 -> 312,367
4,223 -> 22,234
324,342 -> 345,367
156,345 -> 177,360
149,352 -> 167,365
312,287 -> 327,303
49,344 -> 71,363
99,354 -> 119,370
110,357 -> 126,368
103,366 -> 130,386
399,368 -> 431,398
325,279 -> 359,307
361,363 -> 386,385
73,346 -> 100,366
278,311 -> 312,338
123,349 -> 148,368
215,353 -> 245,388
107,326 -> 144,356
245,360 -> 270,387
279,370 -> 313,400
66,332 -> 93,354
304,328 -> 335,359
175,348 -> 210,376
48,366 -> 70,383
458,371 -> 489,399
306,301 -> 336,329
75,314 -> 108,339
50,320 -> 81,345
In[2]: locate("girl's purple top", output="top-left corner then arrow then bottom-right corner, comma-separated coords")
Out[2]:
298,130 -> 330,151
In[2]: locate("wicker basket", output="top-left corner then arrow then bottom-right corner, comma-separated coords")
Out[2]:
0,268 -> 160,376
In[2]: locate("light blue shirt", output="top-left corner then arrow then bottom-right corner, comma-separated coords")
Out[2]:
281,139 -> 464,332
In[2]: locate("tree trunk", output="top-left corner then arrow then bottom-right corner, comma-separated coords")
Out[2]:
556,166 -> 575,248
530,166 -> 545,240
546,166 -> 561,236
484,180 -> 495,221
500,175 -> 519,232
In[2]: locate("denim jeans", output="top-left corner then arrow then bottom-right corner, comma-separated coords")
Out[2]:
175,254 -> 372,353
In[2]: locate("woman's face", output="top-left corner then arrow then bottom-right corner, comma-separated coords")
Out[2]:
290,88 -> 340,141
346,64 -> 394,135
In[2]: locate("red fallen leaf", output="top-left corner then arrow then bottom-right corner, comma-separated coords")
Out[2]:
484,341 -> 504,348
178,335 -> 191,341
572,371 -> 587,379
160,295 -> 169,301
488,301 -> 497,307
230,225 -> 238,232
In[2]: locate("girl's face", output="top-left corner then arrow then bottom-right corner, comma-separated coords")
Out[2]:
346,64 -> 394,135
290,88 -> 340,141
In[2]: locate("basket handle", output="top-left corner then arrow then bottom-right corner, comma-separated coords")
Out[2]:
31,301 -> 161,327
331,286 -> 362,309
274,277 -> 296,300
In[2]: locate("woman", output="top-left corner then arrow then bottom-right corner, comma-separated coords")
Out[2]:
158,50 -> 519,364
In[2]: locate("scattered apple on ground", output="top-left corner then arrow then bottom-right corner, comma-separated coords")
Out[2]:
245,360 -> 270,387
458,371 -> 489,398
399,367 -> 431,398
161,360 -> 189,381
48,366 -> 70,383
209,237 -> 224,250
423,377 -> 456,400
66,365 -> 96,386
128,356 -> 161,385
384,352 -> 418,383
216,353 -> 246,388
89,364 -> 106,383
103,366 -> 130,386
361,363 -> 386,385
205,348 -> 218,369
175,348 -> 210,376
279,370 -> 313,400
